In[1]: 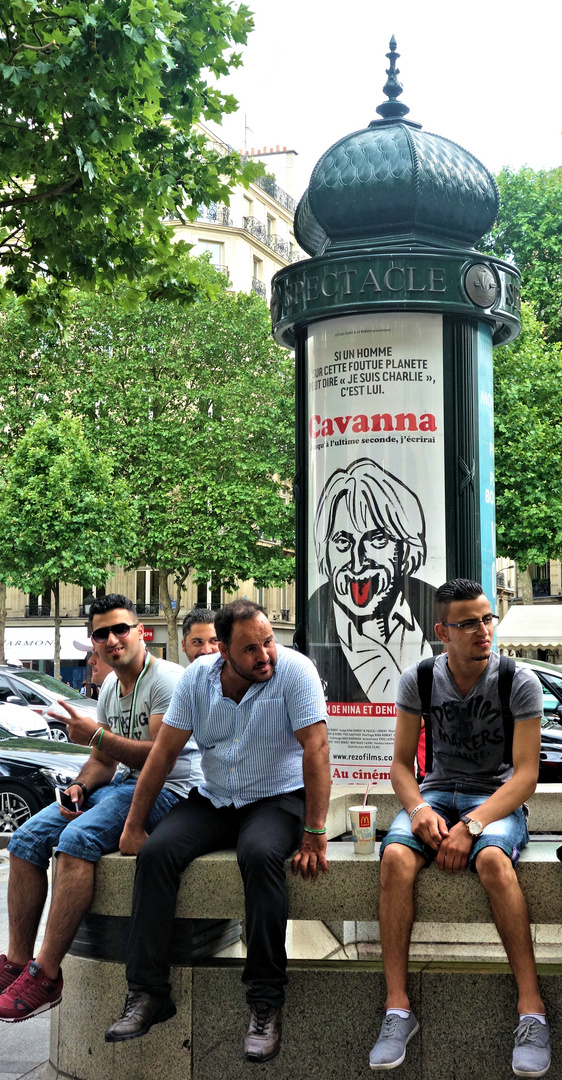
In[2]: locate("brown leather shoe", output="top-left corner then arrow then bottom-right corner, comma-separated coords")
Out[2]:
104,992 -> 176,1042
244,1003 -> 282,1063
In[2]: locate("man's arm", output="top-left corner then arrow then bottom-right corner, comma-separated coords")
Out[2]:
391,708 -> 449,852
50,699 -> 168,770
291,720 -> 331,880
119,722 -> 192,855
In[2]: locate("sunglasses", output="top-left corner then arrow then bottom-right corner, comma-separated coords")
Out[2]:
91,622 -> 139,644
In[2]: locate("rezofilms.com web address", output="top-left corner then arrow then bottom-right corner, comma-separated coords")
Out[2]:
332,752 -> 393,762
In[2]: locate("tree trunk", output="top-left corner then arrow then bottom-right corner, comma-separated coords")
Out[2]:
518,565 -> 534,605
158,567 -> 179,664
53,581 -> 61,679
0,583 -> 6,664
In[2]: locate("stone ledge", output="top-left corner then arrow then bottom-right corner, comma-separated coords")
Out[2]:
89,840 -> 562,925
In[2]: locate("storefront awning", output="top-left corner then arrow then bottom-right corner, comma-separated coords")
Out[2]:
496,605 -> 562,649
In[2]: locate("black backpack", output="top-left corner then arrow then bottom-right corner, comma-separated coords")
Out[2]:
417,655 -> 516,775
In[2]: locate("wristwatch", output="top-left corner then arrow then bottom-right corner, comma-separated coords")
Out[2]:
460,814 -> 483,837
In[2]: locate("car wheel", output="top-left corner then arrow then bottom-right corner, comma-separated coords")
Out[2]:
0,781 -> 42,834
48,722 -> 70,743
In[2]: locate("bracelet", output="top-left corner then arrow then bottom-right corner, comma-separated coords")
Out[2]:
303,826 -> 327,834
409,802 -> 431,822
97,728 -> 105,750
88,728 -> 103,748
72,781 -> 89,801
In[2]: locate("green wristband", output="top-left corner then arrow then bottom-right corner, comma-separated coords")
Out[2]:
303,826 -> 327,835
97,728 -> 105,750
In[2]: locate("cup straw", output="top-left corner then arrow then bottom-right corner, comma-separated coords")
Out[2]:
362,782 -> 370,808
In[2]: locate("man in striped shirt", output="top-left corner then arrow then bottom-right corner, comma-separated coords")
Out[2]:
105,600 -> 331,1064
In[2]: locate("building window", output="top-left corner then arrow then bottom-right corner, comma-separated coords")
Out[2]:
198,240 -> 224,270
136,569 -> 160,616
79,586 -> 105,618
196,580 -> 222,610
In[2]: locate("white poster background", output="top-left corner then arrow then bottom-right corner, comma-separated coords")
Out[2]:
306,313 -> 446,785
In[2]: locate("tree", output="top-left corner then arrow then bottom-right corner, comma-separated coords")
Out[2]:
0,0 -> 257,323
481,167 -> 562,345
62,277 -> 296,661
0,413 -> 137,674
494,304 -> 562,600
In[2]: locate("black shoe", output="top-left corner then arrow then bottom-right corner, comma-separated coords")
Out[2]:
244,1003 -> 282,1063
104,992 -> 176,1042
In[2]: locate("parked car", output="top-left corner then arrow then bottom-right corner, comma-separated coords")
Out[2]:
0,700 -> 51,739
0,727 -> 89,835
513,658 -> 562,781
0,666 -> 97,741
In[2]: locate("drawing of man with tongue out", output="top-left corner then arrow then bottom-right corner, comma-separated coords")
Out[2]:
308,458 -> 437,702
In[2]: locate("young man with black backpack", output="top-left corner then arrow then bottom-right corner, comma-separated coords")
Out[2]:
369,579 -> 550,1077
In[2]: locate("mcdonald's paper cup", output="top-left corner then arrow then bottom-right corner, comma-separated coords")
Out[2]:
349,805 -> 377,854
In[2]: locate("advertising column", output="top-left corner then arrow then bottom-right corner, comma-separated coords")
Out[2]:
306,312 -> 447,785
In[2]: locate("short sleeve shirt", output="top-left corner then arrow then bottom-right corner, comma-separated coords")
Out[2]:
163,645 -> 328,808
397,652 -> 543,793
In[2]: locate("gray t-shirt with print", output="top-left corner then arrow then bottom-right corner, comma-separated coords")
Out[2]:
397,652 -> 543,794
98,657 -> 203,798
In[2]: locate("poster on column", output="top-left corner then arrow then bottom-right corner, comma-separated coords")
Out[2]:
306,313 -> 447,787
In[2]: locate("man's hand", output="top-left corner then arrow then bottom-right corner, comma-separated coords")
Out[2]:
435,822 -> 473,874
291,831 -> 328,880
410,806 -> 449,852
119,823 -> 149,856
48,700 -> 102,746
57,783 -> 85,819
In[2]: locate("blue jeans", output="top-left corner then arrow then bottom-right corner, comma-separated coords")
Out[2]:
379,786 -> 529,871
7,775 -> 180,869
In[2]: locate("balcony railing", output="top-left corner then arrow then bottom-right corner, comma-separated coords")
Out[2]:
254,175 -> 296,214
136,602 -> 160,616
252,278 -> 267,299
267,234 -> 291,260
196,203 -> 232,226
243,216 -> 267,244
532,578 -> 551,598
25,605 -> 51,618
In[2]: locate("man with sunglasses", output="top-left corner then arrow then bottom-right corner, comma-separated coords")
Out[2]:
0,593 -> 203,1024
369,579 -> 549,1077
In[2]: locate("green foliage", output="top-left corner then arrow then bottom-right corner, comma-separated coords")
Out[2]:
494,304 -> 562,566
480,166 -> 562,344
0,413 -> 137,593
0,0 -> 258,323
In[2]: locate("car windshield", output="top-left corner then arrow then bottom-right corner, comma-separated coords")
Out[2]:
15,671 -> 84,701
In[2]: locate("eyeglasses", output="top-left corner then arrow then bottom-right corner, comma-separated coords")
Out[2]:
440,614 -> 499,635
91,622 -> 139,644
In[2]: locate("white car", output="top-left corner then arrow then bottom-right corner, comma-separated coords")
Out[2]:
0,700 -> 50,739
0,667 -> 97,742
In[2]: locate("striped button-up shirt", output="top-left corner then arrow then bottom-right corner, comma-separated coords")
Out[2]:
163,646 -> 328,808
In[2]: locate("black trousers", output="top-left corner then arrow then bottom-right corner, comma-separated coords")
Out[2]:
126,787 -> 305,1008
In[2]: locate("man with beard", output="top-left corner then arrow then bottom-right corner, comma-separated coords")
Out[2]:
308,458 -> 437,701
105,600 -> 330,1065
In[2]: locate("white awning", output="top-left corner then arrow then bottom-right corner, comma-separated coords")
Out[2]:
496,605 -> 562,649
4,627 -> 90,661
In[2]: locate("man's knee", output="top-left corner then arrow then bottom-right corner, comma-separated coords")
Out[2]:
380,842 -> 423,891
475,845 -> 517,891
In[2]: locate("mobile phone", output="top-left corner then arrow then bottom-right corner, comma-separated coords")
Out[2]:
55,788 -> 80,813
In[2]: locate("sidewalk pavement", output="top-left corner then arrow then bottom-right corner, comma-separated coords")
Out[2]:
0,852 -> 50,1080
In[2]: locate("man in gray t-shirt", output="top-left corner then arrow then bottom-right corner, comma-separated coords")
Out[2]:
369,579 -> 550,1078
0,594 -> 202,1025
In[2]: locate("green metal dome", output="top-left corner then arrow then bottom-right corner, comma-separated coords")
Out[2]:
294,38 -> 499,256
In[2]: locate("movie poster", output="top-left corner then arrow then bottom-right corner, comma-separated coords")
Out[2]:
306,313 -> 446,786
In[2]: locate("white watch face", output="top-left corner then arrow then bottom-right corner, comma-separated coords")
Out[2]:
467,819 -> 483,836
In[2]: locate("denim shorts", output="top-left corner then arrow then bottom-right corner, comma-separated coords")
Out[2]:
379,787 -> 529,871
7,774 -> 180,869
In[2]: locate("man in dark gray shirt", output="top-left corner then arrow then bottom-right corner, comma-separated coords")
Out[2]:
369,579 -> 549,1078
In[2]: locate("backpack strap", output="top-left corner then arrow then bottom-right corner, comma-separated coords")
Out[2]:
417,656 -> 437,776
498,655 -> 516,767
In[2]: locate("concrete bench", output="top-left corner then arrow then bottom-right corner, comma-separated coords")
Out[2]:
44,787 -> 562,1080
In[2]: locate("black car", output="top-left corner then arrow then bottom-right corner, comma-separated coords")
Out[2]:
0,727 -> 89,835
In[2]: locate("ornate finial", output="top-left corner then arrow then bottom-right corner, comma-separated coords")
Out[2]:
374,36 -> 410,121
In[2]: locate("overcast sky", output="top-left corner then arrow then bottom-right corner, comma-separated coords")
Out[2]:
209,0 -> 562,199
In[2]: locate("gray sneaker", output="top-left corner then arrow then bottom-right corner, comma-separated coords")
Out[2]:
369,1011 -> 419,1070
512,1017 -> 551,1077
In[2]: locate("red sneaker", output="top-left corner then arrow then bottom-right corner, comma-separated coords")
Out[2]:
0,960 -> 63,1022
0,955 -> 23,993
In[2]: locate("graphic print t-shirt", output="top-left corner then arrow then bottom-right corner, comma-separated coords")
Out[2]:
397,653 -> 543,793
